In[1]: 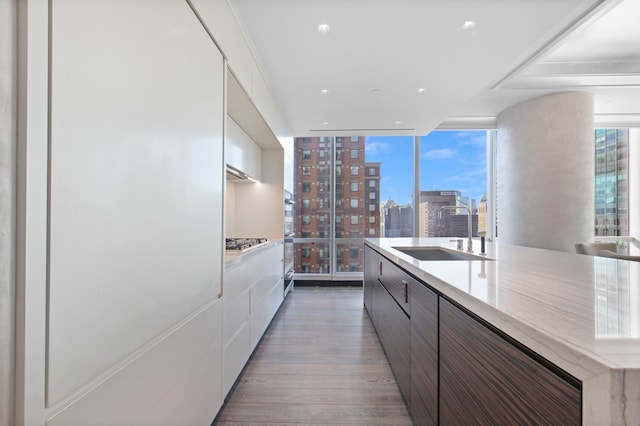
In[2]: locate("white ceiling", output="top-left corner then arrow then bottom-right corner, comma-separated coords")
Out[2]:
231,0 -> 640,136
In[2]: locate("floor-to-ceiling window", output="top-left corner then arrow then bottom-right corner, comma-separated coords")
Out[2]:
595,128 -> 629,237
334,136 -> 380,274
293,135 -> 413,280
419,131 -> 488,239
294,136 -> 333,277
366,136 -> 415,238
293,131 -> 492,280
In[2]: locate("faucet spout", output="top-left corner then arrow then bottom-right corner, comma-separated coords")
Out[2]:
438,205 -> 473,252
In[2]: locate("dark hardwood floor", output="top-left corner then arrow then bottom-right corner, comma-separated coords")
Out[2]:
214,286 -> 412,425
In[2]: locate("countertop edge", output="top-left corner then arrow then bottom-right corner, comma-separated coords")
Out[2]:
363,239 -> 627,380
225,239 -> 284,270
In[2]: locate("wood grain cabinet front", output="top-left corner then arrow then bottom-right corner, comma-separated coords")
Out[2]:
363,245 -> 378,315
379,255 -> 411,315
439,298 -> 581,425
409,282 -> 438,426
372,280 -> 411,404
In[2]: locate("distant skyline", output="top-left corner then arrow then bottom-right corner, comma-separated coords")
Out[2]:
365,131 -> 487,206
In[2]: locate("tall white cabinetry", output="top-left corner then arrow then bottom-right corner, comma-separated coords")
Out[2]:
46,1 -> 225,424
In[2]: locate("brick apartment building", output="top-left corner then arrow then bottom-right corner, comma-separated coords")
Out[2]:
294,136 -> 380,274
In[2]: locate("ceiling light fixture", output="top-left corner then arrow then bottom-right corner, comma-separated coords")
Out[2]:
370,88 -> 381,94
417,88 -> 427,94
322,121 -> 329,125
394,121 -> 403,125
320,89 -> 330,95
318,24 -> 330,33
462,21 -> 477,31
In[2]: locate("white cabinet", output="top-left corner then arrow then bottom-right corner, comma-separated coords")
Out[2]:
47,0 -> 225,422
222,242 -> 284,396
189,0 -> 254,99
226,116 -> 262,180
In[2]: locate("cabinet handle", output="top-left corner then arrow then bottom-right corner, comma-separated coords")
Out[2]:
403,279 -> 408,303
379,261 -> 382,276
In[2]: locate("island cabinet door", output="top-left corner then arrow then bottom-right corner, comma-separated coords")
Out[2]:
363,245 -> 378,315
379,255 -> 411,315
439,298 -> 581,425
409,282 -> 438,425
372,280 -> 411,403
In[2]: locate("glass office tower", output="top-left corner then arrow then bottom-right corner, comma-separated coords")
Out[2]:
594,129 -> 629,237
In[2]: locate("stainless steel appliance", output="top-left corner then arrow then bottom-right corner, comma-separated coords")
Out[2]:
284,190 -> 295,296
225,237 -> 269,253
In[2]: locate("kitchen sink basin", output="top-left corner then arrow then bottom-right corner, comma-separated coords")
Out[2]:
392,246 -> 493,261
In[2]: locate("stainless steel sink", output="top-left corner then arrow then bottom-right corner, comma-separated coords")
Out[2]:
392,246 -> 492,261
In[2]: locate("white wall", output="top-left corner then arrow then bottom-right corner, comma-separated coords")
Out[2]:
0,0 -> 17,423
497,92 -> 594,252
234,149 -> 284,241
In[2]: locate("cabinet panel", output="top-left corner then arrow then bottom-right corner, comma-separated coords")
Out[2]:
189,0 -> 253,92
48,300 -> 223,426
48,0 -> 224,404
372,281 -> 411,403
222,322 -> 251,397
223,290 -> 250,345
225,254 -> 262,305
379,256 -> 410,315
439,298 -> 581,425
363,245 -> 378,314
251,280 -> 283,349
410,282 -> 438,426
226,116 -> 262,180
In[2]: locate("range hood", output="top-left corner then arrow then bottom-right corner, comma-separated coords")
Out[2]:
226,164 -> 258,183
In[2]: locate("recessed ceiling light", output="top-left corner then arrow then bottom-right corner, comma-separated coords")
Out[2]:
320,89 -> 330,95
370,88 -> 381,94
394,121 -> 403,125
318,24 -> 330,33
417,88 -> 427,94
322,121 -> 329,125
462,21 -> 477,31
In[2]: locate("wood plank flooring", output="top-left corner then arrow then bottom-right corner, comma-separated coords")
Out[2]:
214,286 -> 412,425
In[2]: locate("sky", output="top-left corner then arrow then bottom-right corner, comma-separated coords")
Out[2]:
365,131 -> 488,206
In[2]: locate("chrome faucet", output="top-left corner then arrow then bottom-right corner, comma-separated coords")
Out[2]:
439,205 -> 473,252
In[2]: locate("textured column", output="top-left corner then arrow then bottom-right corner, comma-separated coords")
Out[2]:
497,92 -> 594,252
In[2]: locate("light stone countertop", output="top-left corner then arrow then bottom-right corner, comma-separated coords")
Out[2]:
365,237 -> 640,426
224,239 -> 283,270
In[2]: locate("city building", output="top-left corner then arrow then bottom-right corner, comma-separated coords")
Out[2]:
449,214 -> 479,238
594,129 -> 629,237
294,136 -> 380,274
417,190 -> 480,237
418,190 -> 460,237
478,194 -> 488,234
382,201 -> 413,237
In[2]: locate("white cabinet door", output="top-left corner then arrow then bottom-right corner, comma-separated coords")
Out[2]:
222,242 -> 283,395
48,0 -> 224,419
226,116 -> 263,180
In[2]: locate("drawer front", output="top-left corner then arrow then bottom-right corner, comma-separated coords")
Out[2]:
439,298 -> 581,425
372,280 -> 411,401
223,290 -> 250,345
225,254 -> 262,305
379,256 -> 412,315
